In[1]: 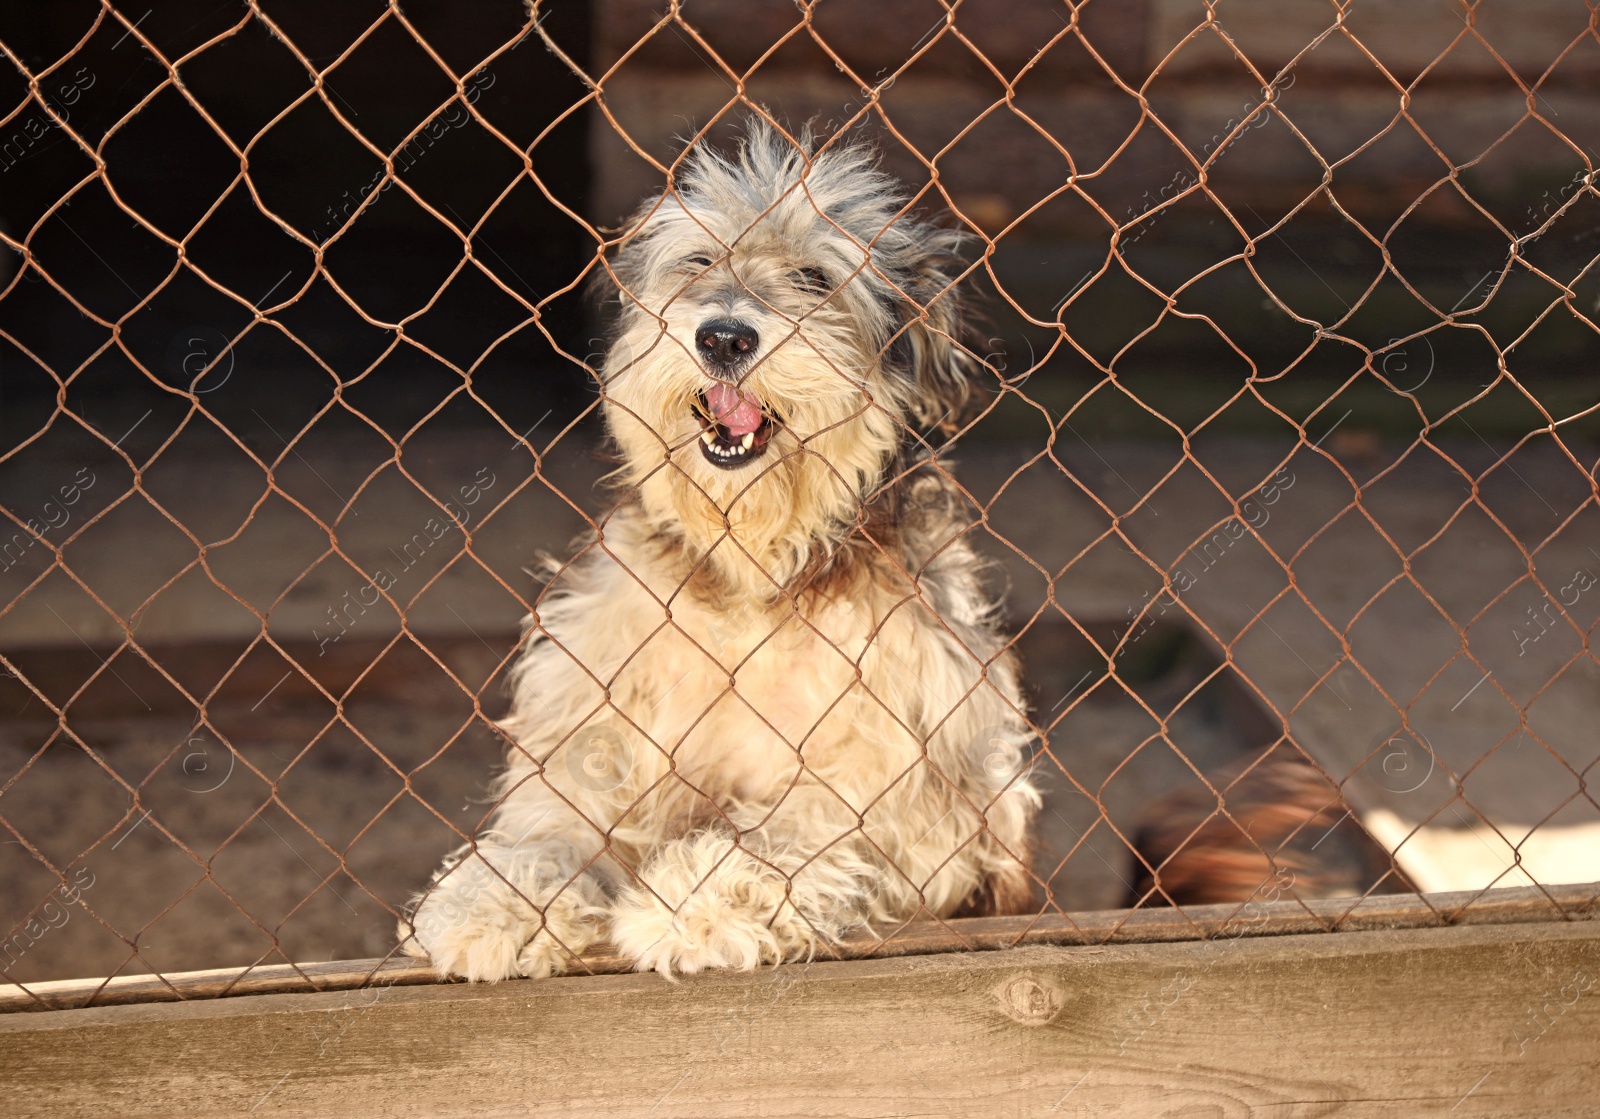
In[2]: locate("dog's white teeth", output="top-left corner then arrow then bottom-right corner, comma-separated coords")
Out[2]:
698,425 -> 757,462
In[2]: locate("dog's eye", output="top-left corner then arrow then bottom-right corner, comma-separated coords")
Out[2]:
794,267 -> 829,293
685,256 -> 714,268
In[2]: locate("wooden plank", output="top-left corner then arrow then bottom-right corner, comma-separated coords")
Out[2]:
3,879 -> 1593,1013
2,921 -> 1598,1117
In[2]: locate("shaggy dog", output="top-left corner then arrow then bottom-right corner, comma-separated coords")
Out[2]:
400,121 -> 1040,982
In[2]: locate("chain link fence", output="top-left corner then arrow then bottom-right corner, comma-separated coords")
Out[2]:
1,0 -> 1597,1008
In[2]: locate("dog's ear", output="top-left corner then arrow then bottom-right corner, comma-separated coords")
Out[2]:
883,231 -> 984,438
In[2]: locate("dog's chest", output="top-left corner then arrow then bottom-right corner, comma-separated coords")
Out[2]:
627,593 -> 894,796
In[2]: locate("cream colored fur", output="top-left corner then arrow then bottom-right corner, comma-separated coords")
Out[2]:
400,122 -> 1039,981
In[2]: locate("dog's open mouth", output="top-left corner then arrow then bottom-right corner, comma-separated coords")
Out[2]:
692,384 -> 774,468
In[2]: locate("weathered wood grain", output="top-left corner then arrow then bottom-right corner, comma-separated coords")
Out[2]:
2,879 -> 1592,1014
2,920 -> 1598,1117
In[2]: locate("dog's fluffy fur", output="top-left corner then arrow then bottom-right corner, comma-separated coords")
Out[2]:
400,121 -> 1040,981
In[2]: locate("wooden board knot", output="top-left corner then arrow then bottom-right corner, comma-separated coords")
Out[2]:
997,974 -> 1063,1025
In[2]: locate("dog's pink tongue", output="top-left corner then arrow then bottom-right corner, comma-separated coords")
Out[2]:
704,384 -> 763,436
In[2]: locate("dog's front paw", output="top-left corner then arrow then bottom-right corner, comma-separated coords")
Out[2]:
405,898 -> 580,982
400,845 -> 605,983
608,832 -> 823,977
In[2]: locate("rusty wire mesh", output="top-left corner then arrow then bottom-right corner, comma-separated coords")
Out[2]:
1,0 -> 1598,1009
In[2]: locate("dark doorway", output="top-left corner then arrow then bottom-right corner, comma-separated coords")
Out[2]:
0,0 -> 597,451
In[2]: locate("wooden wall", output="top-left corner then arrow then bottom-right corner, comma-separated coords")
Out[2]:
3,917 -> 1598,1116
586,0 -> 1600,236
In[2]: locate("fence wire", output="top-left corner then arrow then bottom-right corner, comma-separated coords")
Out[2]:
1,0 -> 1598,1008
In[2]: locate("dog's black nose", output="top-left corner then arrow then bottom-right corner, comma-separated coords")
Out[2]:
696,319 -> 759,369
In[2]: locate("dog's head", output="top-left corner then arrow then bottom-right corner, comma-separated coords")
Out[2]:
594,120 -> 982,592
